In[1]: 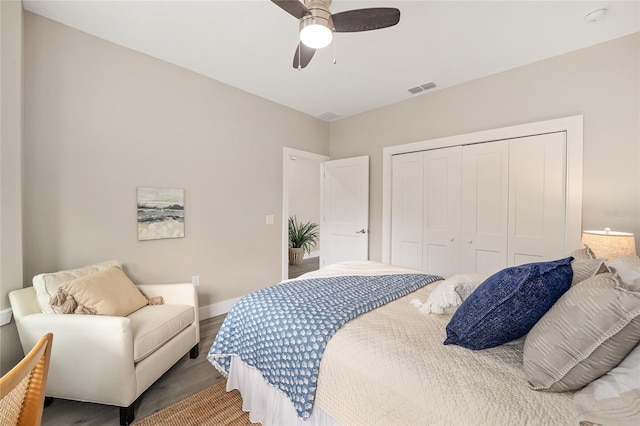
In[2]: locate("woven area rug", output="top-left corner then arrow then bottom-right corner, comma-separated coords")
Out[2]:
134,380 -> 254,425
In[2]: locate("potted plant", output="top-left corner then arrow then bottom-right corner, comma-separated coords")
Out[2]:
288,216 -> 319,266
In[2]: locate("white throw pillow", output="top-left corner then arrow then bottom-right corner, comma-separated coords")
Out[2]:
32,260 -> 122,313
412,273 -> 487,314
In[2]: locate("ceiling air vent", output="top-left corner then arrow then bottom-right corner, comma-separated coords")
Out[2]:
318,111 -> 341,121
408,81 -> 437,95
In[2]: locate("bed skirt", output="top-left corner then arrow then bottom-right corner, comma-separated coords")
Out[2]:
226,356 -> 338,426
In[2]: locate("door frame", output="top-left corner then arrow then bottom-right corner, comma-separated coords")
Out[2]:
282,148 -> 330,281
381,115 -> 584,264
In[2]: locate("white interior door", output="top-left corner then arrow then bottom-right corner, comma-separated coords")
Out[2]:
390,152 -> 424,270
320,156 -> 369,267
460,141 -> 509,275
508,132 -> 567,265
423,146 -> 462,277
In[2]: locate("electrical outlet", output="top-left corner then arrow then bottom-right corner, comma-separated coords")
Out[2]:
191,275 -> 200,286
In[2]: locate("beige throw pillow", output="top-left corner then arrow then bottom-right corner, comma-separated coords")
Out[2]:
56,266 -> 148,316
33,260 -> 121,313
523,273 -> 640,392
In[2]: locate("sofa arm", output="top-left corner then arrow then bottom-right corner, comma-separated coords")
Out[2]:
137,283 -> 198,308
137,283 -> 200,342
9,287 -> 41,321
16,313 -> 137,405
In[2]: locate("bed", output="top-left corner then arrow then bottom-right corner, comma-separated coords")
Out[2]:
208,257 -> 640,425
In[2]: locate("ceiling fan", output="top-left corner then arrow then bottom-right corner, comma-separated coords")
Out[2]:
271,0 -> 401,69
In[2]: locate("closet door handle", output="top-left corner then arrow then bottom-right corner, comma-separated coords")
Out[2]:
449,237 -> 455,242
467,240 -> 473,244
356,229 -> 368,234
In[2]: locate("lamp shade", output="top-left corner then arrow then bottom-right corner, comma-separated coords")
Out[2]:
581,228 -> 637,261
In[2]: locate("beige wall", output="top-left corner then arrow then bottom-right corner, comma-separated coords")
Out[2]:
0,0 -> 25,374
22,12 -> 329,309
329,33 -> 640,262
9,11 -> 640,372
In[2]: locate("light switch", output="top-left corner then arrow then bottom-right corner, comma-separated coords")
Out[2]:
266,215 -> 275,225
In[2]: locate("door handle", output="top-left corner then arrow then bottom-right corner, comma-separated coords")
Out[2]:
356,229 -> 368,234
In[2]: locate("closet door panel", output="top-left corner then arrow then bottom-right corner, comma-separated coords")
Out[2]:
423,146 -> 462,277
508,132 -> 567,265
391,152 -> 423,270
461,141 -> 509,275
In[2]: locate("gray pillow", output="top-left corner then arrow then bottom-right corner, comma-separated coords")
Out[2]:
573,342 -> 640,426
569,245 -> 597,260
523,273 -> 640,392
570,258 -> 608,286
609,256 -> 640,291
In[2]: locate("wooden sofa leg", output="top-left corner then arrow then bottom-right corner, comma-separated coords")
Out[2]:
120,404 -> 135,425
190,343 -> 200,359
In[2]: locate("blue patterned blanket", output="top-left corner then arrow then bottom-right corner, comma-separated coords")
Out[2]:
207,272 -> 441,419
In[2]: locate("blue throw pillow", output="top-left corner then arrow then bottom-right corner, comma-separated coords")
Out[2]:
444,257 -> 574,350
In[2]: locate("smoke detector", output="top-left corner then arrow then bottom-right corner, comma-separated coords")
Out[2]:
584,8 -> 607,23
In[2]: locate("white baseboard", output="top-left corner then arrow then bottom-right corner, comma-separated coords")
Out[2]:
0,308 -> 13,326
199,297 -> 240,320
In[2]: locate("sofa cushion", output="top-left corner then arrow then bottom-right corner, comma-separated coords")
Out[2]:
129,304 -> 195,362
57,266 -> 149,316
33,260 -> 121,313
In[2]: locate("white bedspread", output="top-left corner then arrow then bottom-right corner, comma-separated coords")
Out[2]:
314,276 -> 577,425
228,261 -> 577,425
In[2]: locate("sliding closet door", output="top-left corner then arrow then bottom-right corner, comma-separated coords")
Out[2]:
423,146 -> 462,277
508,132 -> 567,265
460,141 -> 509,275
390,152 -> 423,270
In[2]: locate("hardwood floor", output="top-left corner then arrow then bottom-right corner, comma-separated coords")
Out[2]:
288,256 -> 319,279
42,315 -> 226,426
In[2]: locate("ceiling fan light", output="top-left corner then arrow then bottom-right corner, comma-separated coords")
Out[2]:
300,19 -> 333,49
300,9 -> 333,49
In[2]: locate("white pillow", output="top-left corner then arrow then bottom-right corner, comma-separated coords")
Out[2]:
574,342 -> 640,425
32,260 -> 122,313
412,273 -> 487,314
609,256 -> 640,291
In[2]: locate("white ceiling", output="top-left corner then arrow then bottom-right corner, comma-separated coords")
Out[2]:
22,1 -> 640,121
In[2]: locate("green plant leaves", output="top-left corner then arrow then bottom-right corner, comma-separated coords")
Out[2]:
288,216 -> 319,254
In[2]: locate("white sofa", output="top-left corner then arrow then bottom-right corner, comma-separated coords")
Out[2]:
9,262 -> 200,425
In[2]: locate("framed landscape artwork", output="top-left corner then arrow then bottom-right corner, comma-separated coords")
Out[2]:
137,187 -> 185,241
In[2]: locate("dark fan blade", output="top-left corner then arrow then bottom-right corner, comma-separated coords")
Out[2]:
332,8 -> 400,32
293,42 -> 316,69
272,0 -> 309,19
